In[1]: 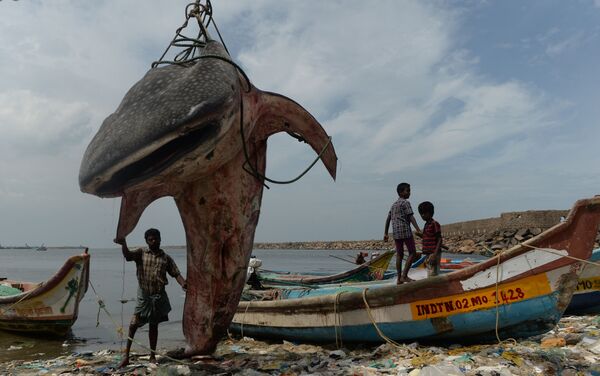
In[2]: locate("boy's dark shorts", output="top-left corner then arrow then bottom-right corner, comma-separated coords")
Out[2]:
394,237 -> 417,255
132,288 -> 172,327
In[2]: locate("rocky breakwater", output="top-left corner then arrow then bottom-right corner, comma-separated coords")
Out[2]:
254,239 -> 390,251
442,227 -> 600,255
254,228 -> 600,256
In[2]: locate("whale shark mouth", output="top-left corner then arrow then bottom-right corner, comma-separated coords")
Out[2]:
93,122 -> 222,196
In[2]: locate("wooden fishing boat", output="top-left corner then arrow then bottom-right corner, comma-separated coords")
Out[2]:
414,250 -> 600,315
255,250 -> 394,285
0,249 -> 90,336
232,196 -> 600,343
565,248 -> 600,315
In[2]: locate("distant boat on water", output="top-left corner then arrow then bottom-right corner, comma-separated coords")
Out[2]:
36,244 -> 47,251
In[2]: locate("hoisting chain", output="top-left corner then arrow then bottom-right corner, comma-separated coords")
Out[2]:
150,0 -> 332,188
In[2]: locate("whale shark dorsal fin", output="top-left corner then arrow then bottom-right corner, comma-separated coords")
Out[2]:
252,90 -> 337,181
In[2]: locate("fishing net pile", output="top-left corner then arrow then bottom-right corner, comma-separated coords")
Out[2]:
0,284 -> 22,296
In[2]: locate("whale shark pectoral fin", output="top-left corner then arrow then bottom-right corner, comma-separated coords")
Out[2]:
254,91 -> 338,181
116,187 -> 171,239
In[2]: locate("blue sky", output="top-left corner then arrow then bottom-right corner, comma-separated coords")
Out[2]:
0,1 -> 599,247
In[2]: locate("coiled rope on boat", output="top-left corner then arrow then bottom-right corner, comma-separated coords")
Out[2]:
333,291 -> 345,349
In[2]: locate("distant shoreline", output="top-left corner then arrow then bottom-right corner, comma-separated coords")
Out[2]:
4,225 -> 598,255
253,240 -> 392,251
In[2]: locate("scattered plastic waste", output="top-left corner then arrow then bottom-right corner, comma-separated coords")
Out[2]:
329,349 -> 346,359
500,351 -> 523,366
0,315 -> 597,375
419,364 -> 464,376
230,345 -> 246,354
541,336 -> 567,348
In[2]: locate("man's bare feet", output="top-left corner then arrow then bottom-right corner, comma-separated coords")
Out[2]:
398,276 -> 415,283
117,357 -> 129,369
149,355 -> 157,364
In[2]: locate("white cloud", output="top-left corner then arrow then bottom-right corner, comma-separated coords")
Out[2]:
236,1 -> 453,118
0,90 -> 92,156
371,79 -> 552,173
227,1 -> 553,176
0,1 -> 196,111
545,31 -> 585,57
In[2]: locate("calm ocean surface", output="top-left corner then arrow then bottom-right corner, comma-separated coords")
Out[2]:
0,247 -> 484,362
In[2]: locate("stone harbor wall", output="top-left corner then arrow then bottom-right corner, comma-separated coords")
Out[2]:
254,209 -> 600,255
441,210 -> 569,236
441,225 -> 600,255
440,209 -> 573,254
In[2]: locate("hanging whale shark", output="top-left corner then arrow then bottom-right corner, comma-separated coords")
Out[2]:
79,39 -> 337,355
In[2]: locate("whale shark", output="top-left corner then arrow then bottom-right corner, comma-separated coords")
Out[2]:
79,39 -> 337,355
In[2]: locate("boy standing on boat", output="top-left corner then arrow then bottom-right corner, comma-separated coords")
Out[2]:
418,201 -> 443,277
114,228 -> 187,368
384,183 -> 422,284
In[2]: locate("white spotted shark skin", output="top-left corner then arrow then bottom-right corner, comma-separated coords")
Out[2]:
79,40 -> 337,355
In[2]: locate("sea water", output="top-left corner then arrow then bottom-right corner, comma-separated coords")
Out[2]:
0,247 -> 485,361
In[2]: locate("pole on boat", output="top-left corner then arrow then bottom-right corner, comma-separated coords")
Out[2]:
329,254 -> 358,265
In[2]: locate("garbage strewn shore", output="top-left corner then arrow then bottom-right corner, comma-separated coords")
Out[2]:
2,315 -> 598,375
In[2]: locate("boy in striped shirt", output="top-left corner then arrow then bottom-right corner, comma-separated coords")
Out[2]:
418,201 -> 442,277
